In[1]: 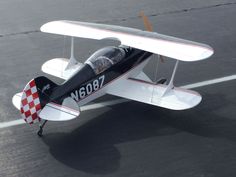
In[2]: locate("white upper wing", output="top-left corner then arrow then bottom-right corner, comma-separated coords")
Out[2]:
41,20 -> 214,61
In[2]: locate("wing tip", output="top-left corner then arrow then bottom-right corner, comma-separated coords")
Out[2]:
198,45 -> 214,61
40,20 -> 66,33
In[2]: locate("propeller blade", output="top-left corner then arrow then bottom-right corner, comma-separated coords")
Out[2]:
139,11 -> 153,32
139,12 -> 165,63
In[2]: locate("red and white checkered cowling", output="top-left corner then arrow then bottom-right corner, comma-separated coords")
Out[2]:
20,79 -> 42,124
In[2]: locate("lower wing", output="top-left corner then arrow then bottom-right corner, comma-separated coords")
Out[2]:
106,77 -> 201,110
41,58 -> 84,80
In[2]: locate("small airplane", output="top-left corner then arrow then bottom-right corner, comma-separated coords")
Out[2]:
12,13 -> 214,136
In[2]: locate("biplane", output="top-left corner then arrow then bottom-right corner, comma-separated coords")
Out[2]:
12,14 -> 214,136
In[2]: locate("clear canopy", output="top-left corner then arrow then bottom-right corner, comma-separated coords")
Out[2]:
85,46 -> 126,74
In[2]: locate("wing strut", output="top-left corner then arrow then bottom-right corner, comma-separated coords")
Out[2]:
169,60 -> 179,88
152,60 -> 179,97
65,37 -> 78,70
160,60 -> 179,97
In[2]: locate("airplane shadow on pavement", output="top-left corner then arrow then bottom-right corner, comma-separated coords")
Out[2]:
42,92 -> 236,175
42,101 -> 180,174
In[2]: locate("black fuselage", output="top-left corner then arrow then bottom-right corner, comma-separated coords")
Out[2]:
51,47 -> 152,103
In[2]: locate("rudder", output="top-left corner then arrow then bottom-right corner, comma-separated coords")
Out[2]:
20,76 -> 58,124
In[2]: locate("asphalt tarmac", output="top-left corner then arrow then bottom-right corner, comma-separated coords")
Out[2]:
0,1 -> 236,177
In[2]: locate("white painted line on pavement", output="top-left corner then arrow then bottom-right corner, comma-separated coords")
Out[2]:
181,74 -> 236,89
0,119 -> 25,129
0,99 -> 130,129
0,74 -> 236,129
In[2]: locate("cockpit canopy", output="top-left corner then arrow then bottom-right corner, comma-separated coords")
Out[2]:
85,46 -> 127,75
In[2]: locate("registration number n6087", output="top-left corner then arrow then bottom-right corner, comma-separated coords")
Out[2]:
70,75 -> 105,102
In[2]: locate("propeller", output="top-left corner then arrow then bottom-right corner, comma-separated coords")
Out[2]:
139,11 -> 153,32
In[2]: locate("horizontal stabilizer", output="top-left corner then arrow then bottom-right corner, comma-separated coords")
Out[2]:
13,94 -> 80,121
42,58 -> 84,80
39,101 -> 80,121
12,92 -> 22,110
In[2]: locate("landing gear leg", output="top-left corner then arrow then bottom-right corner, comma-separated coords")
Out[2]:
37,120 -> 48,137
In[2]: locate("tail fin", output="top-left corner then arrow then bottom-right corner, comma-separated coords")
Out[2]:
20,76 -> 58,124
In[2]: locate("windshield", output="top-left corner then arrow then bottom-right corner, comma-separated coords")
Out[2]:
85,46 -> 126,75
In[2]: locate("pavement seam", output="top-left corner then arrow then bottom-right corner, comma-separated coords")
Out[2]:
99,2 -> 236,23
0,2 -> 235,38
